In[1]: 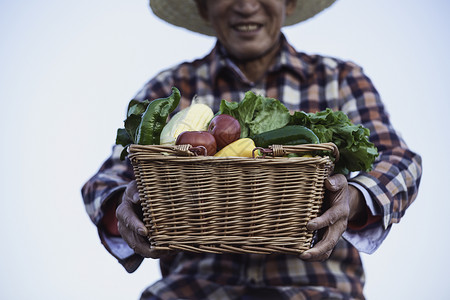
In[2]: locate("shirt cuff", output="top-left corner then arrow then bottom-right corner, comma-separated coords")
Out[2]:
99,229 -> 144,273
343,181 -> 390,254
348,181 -> 380,216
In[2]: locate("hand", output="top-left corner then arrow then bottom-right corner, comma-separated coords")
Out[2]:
300,174 -> 350,261
116,180 -> 173,259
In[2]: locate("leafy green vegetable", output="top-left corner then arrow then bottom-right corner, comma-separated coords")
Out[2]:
127,99 -> 150,118
136,87 -> 180,145
115,87 -> 180,160
115,128 -> 132,147
115,99 -> 150,148
290,108 -> 378,174
217,91 -> 291,138
116,101 -> 150,152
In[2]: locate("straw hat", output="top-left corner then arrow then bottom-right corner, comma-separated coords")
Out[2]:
149,0 -> 337,36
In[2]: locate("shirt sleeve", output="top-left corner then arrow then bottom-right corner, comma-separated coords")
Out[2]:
81,145 -> 144,272
80,69 -> 178,272
338,61 -> 422,251
343,181 -> 390,254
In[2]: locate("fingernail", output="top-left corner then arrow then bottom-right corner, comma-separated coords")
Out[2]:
301,252 -> 311,260
138,228 -> 147,236
133,194 -> 140,203
308,221 -> 317,230
328,177 -> 336,187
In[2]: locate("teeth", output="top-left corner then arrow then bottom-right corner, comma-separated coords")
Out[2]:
235,24 -> 259,32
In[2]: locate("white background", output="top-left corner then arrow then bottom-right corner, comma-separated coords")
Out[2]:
1,0 -> 449,299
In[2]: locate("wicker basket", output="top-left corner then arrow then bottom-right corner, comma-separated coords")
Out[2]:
128,143 -> 338,255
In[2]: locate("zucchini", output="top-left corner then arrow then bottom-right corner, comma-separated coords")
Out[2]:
251,125 -> 319,147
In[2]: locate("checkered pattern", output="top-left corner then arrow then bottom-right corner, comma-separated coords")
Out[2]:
81,35 -> 422,300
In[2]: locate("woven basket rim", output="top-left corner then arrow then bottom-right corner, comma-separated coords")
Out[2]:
128,142 -> 339,162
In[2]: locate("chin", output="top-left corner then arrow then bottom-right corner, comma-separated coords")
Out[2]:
230,45 -> 271,61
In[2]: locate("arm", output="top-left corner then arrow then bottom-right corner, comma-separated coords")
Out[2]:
341,62 -> 422,230
301,62 -> 422,260
81,70 -> 181,271
81,145 -> 144,272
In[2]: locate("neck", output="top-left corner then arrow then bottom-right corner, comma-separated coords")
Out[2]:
232,42 -> 281,84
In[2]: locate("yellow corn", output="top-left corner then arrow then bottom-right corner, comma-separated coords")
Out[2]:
160,103 -> 214,145
214,138 -> 256,157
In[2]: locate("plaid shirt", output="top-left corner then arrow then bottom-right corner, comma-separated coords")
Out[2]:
82,35 -> 422,300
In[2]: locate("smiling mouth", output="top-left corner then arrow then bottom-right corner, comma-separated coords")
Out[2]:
233,23 -> 262,32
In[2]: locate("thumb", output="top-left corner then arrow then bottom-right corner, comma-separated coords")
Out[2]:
125,180 -> 141,204
325,174 -> 347,192
132,191 -> 140,204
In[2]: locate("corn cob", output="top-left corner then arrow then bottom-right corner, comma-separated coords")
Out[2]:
160,103 -> 214,145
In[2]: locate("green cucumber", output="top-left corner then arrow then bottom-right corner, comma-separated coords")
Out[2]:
251,125 -> 319,148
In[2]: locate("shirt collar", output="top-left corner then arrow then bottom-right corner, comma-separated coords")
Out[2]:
208,42 -> 250,85
208,34 -> 307,84
270,34 -> 308,81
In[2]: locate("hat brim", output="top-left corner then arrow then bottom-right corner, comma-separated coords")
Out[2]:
150,0 -> 337,36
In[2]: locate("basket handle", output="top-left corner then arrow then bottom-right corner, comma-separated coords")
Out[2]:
128,144 -> 207,157
253,143 -> 339,161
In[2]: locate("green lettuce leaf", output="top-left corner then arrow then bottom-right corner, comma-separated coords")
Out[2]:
290,108 -> 378,174
218,91 -> 291,138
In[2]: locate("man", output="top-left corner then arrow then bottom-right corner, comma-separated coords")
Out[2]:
82,0 -> 422,299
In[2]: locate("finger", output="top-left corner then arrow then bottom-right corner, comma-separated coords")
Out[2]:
125,180 -> 140,204
308,177 -> 349,231
301,248 -> 333,262
324,174 -> 347,192
132,238 -> 155,258
300,224 -> 343,261
118,220 -> 175,259
116,199 -> 148,236
307,203 -> 348,231
132,192 -> 140,204
147,249 -> 178,259
117,221 -> 155,258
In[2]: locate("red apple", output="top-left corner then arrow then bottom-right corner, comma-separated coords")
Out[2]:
208,114 -> 241,150
175,131 -> 217,156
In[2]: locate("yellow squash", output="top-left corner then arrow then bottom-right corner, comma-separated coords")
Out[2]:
214,138 -> 256,157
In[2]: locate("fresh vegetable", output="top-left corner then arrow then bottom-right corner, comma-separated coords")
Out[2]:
116,99 -> 150,147
214,138 -> 256,158
115,87 -> 180,159
208,114 -> 241,150
217,91 -> 291,138
115,87 -> 377,173
136,87 -> 181,145
290,108 -> 378,174
176,131 -> 217,156
251,125 -> 319,148
160,103 -> 214,145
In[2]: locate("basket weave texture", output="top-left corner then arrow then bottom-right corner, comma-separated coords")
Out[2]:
128,143 -> 337,255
